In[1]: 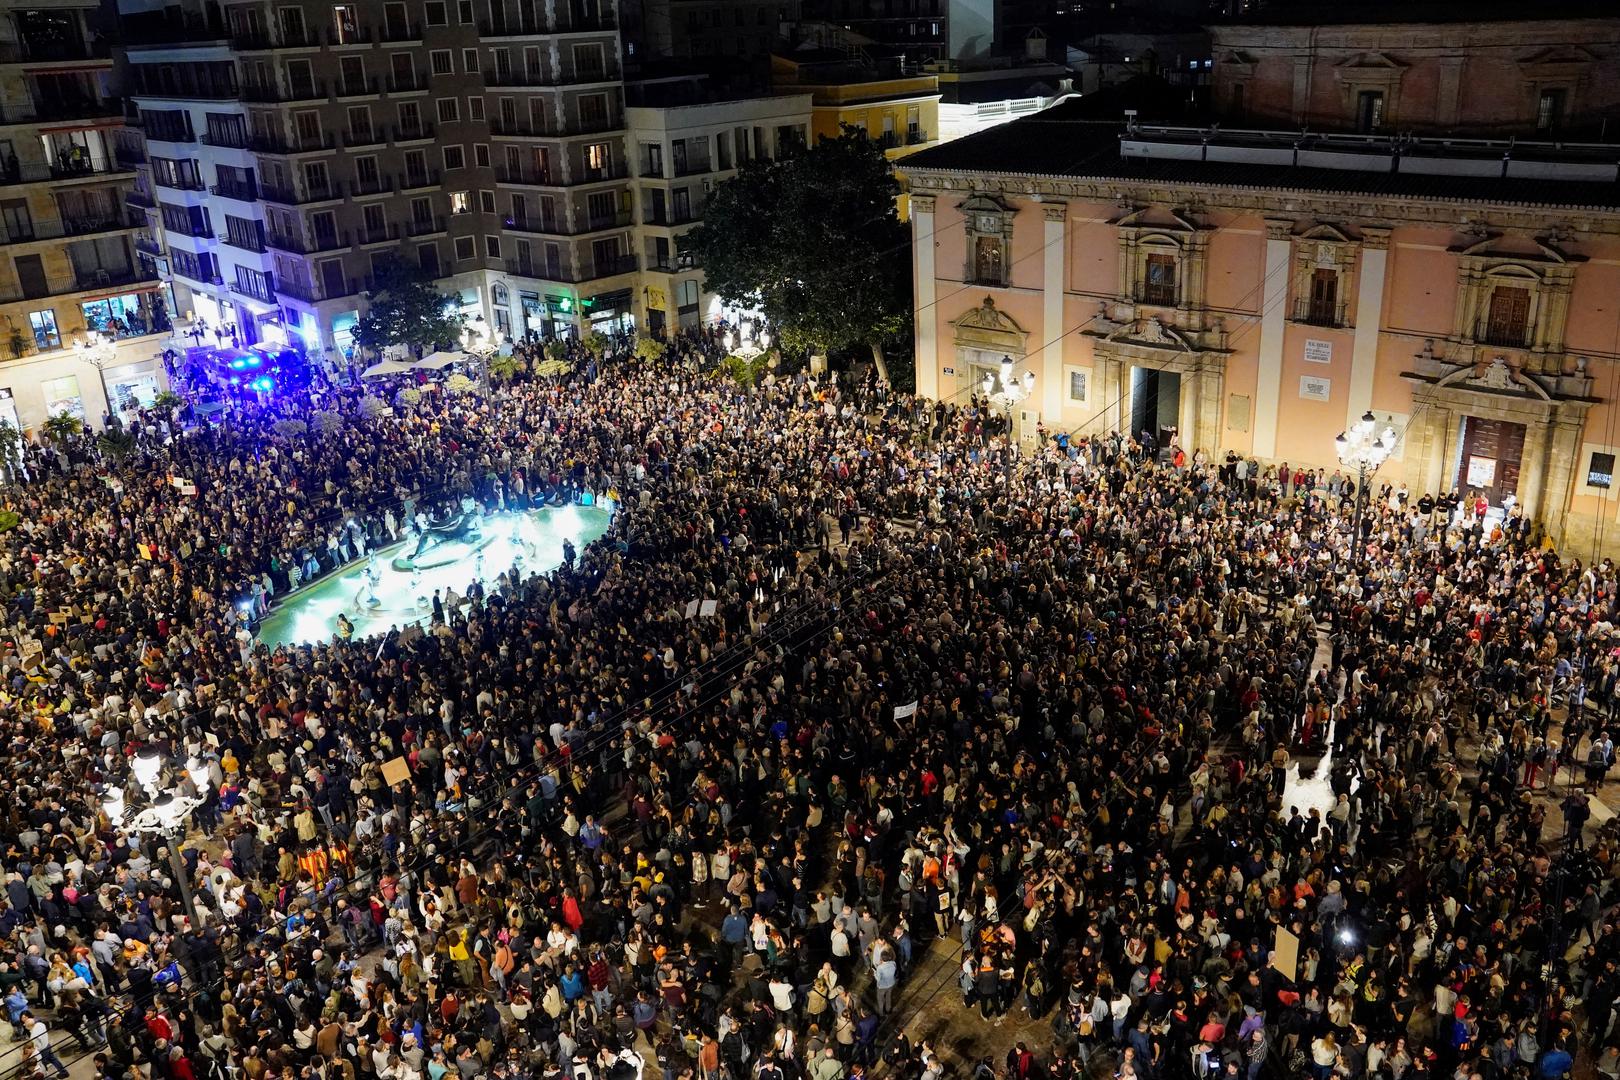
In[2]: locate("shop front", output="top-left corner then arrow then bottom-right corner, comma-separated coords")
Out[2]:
103,359 -> 164,421
585,289 -> 634,336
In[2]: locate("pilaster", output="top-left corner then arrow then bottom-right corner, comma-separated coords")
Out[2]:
913,194 -> 938,400
1346,227 -> 1389,430
1253,218 -> 1293,459
1041,202 -> 1066,424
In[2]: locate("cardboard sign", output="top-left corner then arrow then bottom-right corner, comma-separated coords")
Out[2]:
380,756 -> 411,788
179,542 -> 193,560
699,599 -> 717,618
137,544 -> 153,561
894,701 -> 919,720
1271,926 -> 1300,981
684,600 -> 699,620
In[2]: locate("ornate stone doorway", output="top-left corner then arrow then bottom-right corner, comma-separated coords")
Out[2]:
1453,416 -> 1526,507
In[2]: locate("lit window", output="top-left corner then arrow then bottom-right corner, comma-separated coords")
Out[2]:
450,191 -> 471,214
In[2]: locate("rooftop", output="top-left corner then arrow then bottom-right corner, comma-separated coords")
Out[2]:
1209,0 -> 1617,26
900,106 -> 1620,211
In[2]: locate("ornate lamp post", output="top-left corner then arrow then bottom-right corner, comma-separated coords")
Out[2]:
1335,409 -> 1398,567
77,330 -> 118,426
105,746 -> 203,928
462,315 -> 502,391
982,354 -> 1035,483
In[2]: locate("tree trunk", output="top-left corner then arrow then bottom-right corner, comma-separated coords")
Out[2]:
869,341 -> 891,384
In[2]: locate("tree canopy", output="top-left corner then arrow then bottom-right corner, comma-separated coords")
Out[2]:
352,266 -> 467,357
687,132 -> 911,382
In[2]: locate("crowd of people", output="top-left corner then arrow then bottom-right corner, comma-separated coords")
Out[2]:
0,328 -> 1616,1080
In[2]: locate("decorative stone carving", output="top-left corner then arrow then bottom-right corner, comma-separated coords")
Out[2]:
1471,357 -> 1517,391
951,297 -> 1029,354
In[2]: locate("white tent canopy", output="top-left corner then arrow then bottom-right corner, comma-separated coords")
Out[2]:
360,351 -> 469,379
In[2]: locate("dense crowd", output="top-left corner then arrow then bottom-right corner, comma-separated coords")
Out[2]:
0,329 -> 1616,1080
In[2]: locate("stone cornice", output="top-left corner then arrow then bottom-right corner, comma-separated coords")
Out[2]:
904,171 -> 1620,236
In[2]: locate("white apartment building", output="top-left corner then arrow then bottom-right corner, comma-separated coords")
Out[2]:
624,90 -> 811,332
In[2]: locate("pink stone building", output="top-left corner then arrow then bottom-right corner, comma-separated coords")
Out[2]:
899,11 -> 1620,555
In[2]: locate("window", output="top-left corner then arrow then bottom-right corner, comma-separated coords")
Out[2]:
572,42 -> 606,80
338,56 -> 367,96
444,145 -> 465,170
346,105 -> 372,142
355,155 -> 379,187
294,110 -> 322,145
676,279 -> 698,310
1589,452 -> 1615,490
1357,91 -> 1384,133
469,97 -> 485,122
424,1 -> 448,25
463,48 -> 478,72
454,235 -> 475,259
362,203 -> 387,236
479,189 -> 495,212
436,98 -> 460,123
1537,89 -> 1567,134
1305,268 -> 1339,326
303,160 -> 331,196
1143,253 -> 1176,306
430,49 -> 453,75
474,143 -> 490,168
579,94 -> 607,128
1484,285 -> 1531,348
458,0 -> 473,21
585,142 -> 609,172
450,190 -> 470,214
331,5 -> 360,42
204,113 -> 247,147
973,235 -> 1003,286
485,235 -> 501,257
27,309 -> 58,349
418,243 -> 440,276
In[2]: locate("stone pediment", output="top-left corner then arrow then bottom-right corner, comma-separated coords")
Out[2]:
951,297 -> 1029,352
1104,316 -> 1195,352
1518,46 -> 1598,72
1435,357 -> 1553,401
1450,233 -> 1582,265
1335,51 -> 1406,73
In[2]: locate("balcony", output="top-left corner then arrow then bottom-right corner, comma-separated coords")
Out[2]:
389,123 -> 436,144
906,128 -> 929,145
1135,284 -> 1176,307
399,168 -> 441,191
1477,324 -> 1531,350
489,116 -> 621,138
352,175 -> 396,197
0,161 -> 133,187
0,214 -> 139,246
404,216 -> 447,237
502,253 -> 637,283
266,228 -> 349,254
672,158 -> 712,178
0,263 -> 158,302
229,277 -> 277,304
497,164 -> 626,188
133,235 -> 163,257
18,98 -> 122,124
477,18 -> 549,37
153,173 -> 206,193
1293,298 -> 1346,328
260,179 -> 345,205
482,67 -> 617,90
125,190 -> 155,209
335,77 -> 380,99
275,274 -> 368,303
507,208 -> 631,237
201,131 -> 250,150
344,127 -> 385,149
171,263 -> 223,288
0,38 -> 112,64
384,73 -> 428,94
115,144 -> 147,166
248,132 -> 338,155
379,21 -> 424,42
642,206 -> 697,227
210,179 -> 258,201
222,232 -> 265,254
240,79 -> 328,104
355,223 -> 401,245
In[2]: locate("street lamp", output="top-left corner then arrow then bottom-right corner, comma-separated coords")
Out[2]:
106,748 -> 202,929
77,331 -> 118,427
982,355 -> 1035,482
462,315 -> 502,392
1334,409 -> 1398,567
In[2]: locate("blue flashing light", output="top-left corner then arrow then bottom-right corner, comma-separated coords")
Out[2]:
249,376 -> 275,393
